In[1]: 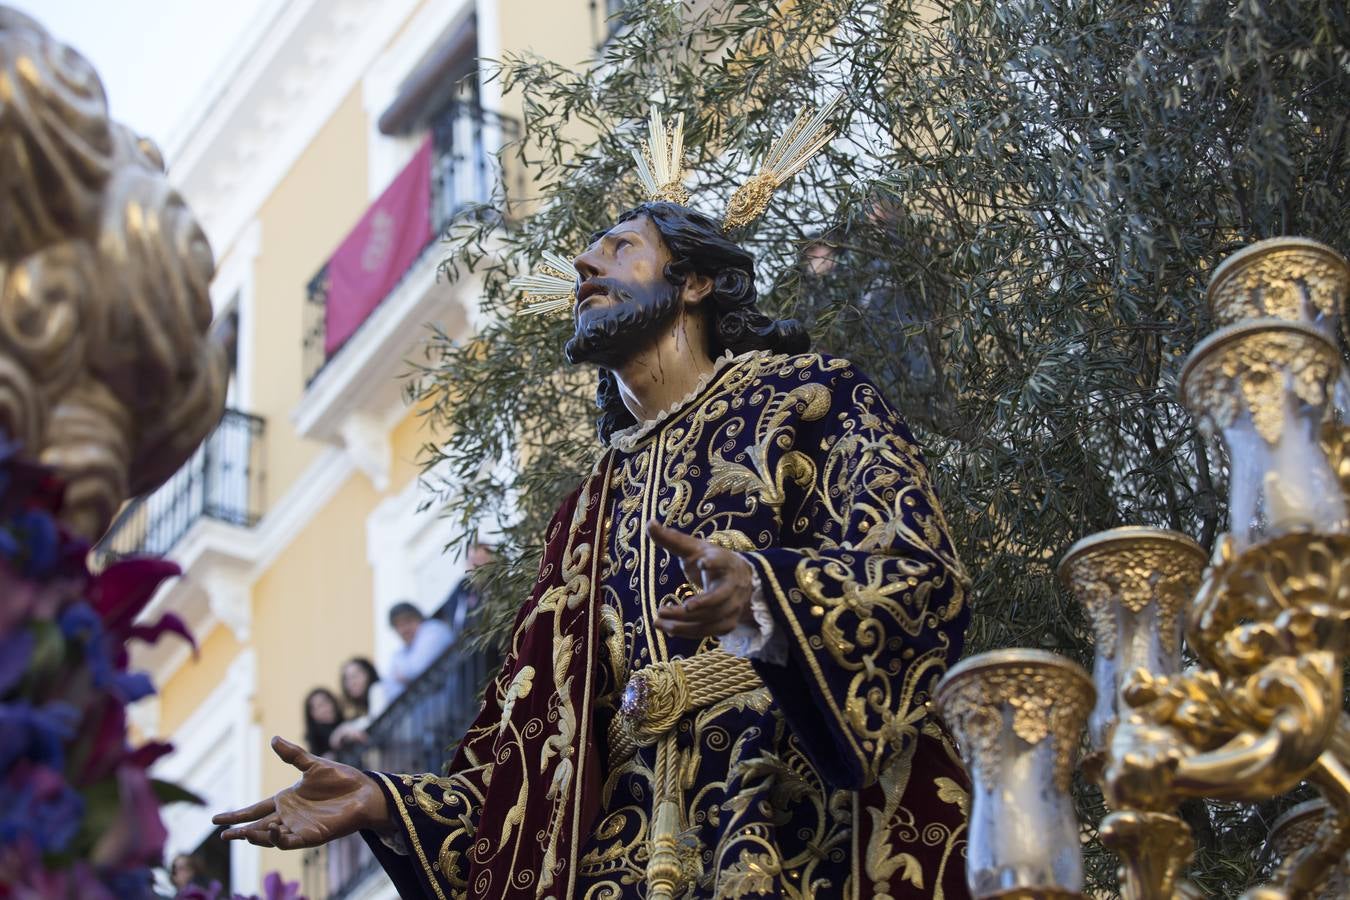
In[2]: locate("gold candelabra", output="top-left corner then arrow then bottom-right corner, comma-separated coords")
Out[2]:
934,237 -> 1350,900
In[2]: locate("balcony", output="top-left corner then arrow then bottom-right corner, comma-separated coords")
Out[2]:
301,640 -> 495,900
95,409 -> 266,565
302,102 -> 518,387
292,102 -> 518,484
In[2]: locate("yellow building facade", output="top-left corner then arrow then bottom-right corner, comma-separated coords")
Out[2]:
112,1 -> 612,895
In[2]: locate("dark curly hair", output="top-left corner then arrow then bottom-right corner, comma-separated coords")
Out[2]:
590,202 -> 809,441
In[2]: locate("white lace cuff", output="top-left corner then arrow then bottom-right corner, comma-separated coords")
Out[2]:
721,565 -> 788,665
377,829 -> 410,856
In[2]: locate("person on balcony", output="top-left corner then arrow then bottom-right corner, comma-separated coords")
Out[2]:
433,541 -> 492,639
168,853 -> 208,894
301,688 -> 345,757
329,657 -> 386,751
215,203 -> 971,899
384,602 -> 453,703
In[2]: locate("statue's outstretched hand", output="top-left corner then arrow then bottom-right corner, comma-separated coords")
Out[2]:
213,736 -> 390,850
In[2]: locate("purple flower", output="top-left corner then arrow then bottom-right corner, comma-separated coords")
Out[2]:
58,600 -> 101,640
0,840 -> 113,899
0,435 -> 194,893
0,628 -> 35,694
176,881 -> 224,900
90,558 -> 182,643
0,507 -> 61,578
59,602 -> 157,703
258,871 -> 305,900
0,564 -> 80,635
0,761 -> 85,853
0,701 -> 78,772
99,866 -> 157,899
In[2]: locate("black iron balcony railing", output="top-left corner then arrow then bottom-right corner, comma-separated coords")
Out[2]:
94,409 -> 265,563
301,102 -> 520,387
301,640 -> 495,900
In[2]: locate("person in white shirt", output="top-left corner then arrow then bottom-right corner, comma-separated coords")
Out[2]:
384,602 -> 453,703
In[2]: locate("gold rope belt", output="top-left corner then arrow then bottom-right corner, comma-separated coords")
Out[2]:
607,649 -> 764,768
606,649 -> 766,899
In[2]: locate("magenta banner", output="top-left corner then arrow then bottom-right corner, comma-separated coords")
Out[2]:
324,137 -> 433,355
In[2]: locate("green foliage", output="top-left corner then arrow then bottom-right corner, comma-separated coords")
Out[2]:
409,1 -> 1350,894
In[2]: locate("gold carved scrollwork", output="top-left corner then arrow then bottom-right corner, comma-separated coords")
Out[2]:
1105,533 -> 1350,822
1206,237 -> 1350,335
1058,527 -> 1206,659
1263,798 -> 1350,900
1268,799 -> 1334,864
0,10 -> 228,538
1099,810 -> 1201,900
723,172 -> 778,232
1179,320 -> 1338,446
1319,421 -> 1350,503
934,649 -> 1094,794
1187,532 -> 1350,679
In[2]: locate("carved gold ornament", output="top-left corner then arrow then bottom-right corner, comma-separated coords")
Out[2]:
1058,527 -> 1206,660
1099,810 -> 1202,900
934,648 -> 1094,794
1207,237 -> 1350,338
1100,528 -> 1350,894
1263,798 -> 1350,899
1187,531 -> 1350,679
0,8 -> 228,539
1321,421 -> 1350,501
938,239 -> 1350,900
1179,319 -> 1338,446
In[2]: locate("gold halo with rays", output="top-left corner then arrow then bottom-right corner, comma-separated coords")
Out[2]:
509,250 -> 578,317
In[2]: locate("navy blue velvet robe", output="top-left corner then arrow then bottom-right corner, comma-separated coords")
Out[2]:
363,351 -> 972,899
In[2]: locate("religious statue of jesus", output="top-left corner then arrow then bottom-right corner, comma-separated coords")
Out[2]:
216,201 -> 973,899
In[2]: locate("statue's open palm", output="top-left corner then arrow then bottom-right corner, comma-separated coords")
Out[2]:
213,736 -> 388,850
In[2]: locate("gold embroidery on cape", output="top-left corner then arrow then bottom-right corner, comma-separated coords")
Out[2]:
568,354 -> 967,897
378,772 -> 450,900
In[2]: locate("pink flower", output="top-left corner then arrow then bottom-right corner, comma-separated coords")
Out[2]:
89,558 -> 182,645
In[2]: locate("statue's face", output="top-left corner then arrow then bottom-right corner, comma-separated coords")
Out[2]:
564,215 -> 683,369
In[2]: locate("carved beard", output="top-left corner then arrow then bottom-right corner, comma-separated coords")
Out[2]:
563,275 -> 683,369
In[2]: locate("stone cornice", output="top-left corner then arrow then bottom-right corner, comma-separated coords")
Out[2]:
165,0 -> 428,258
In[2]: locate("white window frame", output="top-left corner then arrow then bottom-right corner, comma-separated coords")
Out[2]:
153,649 -> 262,895
209,218 -> 261,411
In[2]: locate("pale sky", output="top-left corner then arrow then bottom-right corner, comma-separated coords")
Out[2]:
10,0 -> 278,151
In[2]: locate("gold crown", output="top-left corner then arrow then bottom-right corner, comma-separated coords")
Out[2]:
513,98 -> 841,316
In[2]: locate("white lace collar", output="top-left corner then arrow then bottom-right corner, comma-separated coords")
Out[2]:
606,350 -> 751,452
